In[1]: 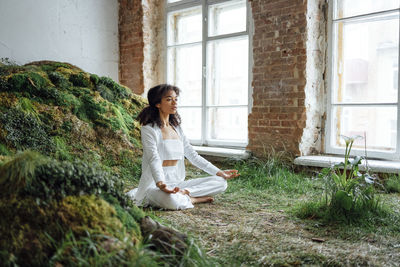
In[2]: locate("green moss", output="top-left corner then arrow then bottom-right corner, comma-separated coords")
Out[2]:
17,97 -> 37,117
0,108 -> 54,153
24,61 -> 78,73
30,156 -> 129,206
0,143 -> 10,156
0,61 -> 155,266
38,62 -> 73,72
53,136 -> 72,161
48,71 -> 72,89
69,86 -> 91,97
96,83 -> 115,102
0,77 -> 8,91
99,76 -> 130,101
0,196 -> 59,265
5,71 -> 73,107
109,105 -> 130,133
58,91 -> 81,114
76,94 -> 107,125
118,149 -> 142,184
69,72 -> 90,87
7,72 -> 49,96
0,150 -> 45,198
57,195 -> 128,239
90,73 -> 100,85
0,194 -> 143,266
61,121 -> 73,133
102,195 -> 143,241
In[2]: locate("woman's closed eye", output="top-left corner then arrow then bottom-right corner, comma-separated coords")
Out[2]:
166,97 -> 178,103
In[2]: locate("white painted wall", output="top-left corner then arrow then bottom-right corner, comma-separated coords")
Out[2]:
0,0 -> 119,81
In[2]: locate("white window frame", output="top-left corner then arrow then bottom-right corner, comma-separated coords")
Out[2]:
165,0 -> 253,148
326,1 -> 400,160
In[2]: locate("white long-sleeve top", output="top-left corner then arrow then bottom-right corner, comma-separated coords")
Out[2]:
133,124 -> 221,205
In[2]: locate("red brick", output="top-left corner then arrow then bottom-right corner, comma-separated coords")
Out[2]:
118,0 -> 144,95
247,0 -> 307,158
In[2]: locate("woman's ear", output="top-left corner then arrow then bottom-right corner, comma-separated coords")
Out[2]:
155,103 -> 160,108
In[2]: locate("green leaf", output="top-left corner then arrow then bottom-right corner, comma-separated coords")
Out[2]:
332,173 -> 342,187
335,190 -> 353,211
333,162 -> 345,170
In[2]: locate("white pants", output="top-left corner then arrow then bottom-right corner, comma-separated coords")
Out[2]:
145,166 -> 227,210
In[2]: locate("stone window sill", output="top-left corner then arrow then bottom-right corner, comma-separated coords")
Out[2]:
193,146 -> 250,159
294,155 -> 400,174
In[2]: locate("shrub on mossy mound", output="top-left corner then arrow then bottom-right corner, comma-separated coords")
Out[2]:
0,151 -> 145,266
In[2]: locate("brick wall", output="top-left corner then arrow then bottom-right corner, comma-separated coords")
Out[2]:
119,0 -> 144,95
118,0 -> 312,157
248,0 -> 308,157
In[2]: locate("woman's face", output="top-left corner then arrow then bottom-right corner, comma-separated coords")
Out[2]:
156,89 -> 178,115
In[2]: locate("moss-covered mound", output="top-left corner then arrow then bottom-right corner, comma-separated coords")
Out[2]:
0,60 -> 146,184
0,150 -> 150,266
0,61 -> 159,266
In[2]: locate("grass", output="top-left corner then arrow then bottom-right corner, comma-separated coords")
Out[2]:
384,174 -> 400,193
157,157 -> 400,266
46,230 -> 159,267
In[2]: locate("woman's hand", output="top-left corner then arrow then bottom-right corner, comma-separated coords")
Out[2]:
216,169 -> 240,180
156,182 -> 180,194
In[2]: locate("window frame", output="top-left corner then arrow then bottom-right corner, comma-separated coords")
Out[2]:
325,1 -> 400,160
165,0 -> 253,148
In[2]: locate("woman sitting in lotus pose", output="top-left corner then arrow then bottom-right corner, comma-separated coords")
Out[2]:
127,84 -> 239,210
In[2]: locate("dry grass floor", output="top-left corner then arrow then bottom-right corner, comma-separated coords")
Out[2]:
156,191 -> 400,266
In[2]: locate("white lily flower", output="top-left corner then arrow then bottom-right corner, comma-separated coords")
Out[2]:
340,134 -> 363,145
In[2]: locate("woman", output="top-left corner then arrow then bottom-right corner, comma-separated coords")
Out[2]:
127,84 -> 239,210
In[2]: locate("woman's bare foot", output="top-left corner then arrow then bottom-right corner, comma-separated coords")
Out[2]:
190,196 -> 214,204
180,189 -> 190,195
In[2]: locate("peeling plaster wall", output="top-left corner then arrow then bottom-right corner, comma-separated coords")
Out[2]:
142,0 -> 166,97
299,0 -> 327,155
0,0 -> 119,81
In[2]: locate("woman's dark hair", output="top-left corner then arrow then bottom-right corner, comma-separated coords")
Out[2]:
137,84 -> 181,127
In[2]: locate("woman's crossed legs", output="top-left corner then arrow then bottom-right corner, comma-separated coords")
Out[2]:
145,176 -> 227,210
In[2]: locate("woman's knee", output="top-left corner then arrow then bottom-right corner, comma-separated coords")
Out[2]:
146,189 -> 193,210
164,194 -> 194,210
214,176 -> 228,192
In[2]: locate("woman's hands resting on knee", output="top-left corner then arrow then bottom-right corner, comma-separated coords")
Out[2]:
156,181 -> 180,194
216,169 -> 240,180
156,182 -> 190,195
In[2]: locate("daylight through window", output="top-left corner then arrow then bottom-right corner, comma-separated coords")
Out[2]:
166,0 -> 250,147
327,0 -> 400,159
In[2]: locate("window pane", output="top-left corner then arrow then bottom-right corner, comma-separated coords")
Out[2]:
208,0 -> 246,37
167,6 -> 201,45
332,106 -> 397,151
167,44 -> 202,106
333,13 -> 399,103
207,107 -> 247,141
168,0 -> 183,3
335,0 -> 399,19
207,37 -> 248,105
179,107 -> 202,140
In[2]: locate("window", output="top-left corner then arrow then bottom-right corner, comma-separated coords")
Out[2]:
327,0 -> 400,159
166,0 -> 251,147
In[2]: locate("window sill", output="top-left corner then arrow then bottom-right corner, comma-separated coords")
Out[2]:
193,146 -> 250,159
294,155 -> 400,174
